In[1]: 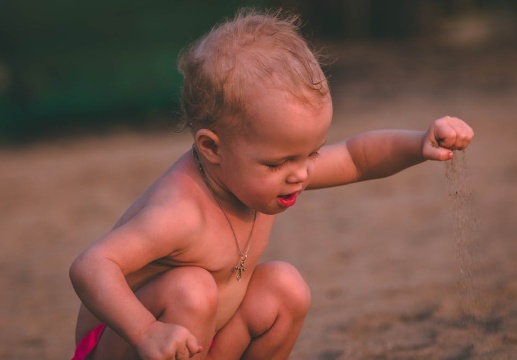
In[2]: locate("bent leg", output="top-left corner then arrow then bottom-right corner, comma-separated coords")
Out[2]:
209,261 -> 311,360
91,266 -> 218,360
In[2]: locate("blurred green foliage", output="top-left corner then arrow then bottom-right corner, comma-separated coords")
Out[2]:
0,0 -> 267,141
1,0 -> 515,142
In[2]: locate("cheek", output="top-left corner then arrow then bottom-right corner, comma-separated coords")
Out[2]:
307,161 -> 317,177
248,173 -> 277,192
243,171 -> 283,198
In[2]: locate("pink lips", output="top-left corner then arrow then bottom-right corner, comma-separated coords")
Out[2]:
277,193 -> 298,208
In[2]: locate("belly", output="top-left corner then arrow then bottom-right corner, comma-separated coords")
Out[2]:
214,278 -> 250,330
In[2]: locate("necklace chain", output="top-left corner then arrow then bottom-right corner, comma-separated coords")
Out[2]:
192,145 -> 257,281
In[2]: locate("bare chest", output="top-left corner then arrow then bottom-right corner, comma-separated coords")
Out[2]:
175,212 -> 273,281
161,213 -> 275,327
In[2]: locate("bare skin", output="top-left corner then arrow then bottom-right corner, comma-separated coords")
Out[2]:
70,88 -> 474,359
70,91 -> 330,360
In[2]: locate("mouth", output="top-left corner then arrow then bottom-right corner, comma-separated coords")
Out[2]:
276,192 -> 298,208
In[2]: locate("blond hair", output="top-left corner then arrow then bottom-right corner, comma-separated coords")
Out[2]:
176,8 -> 329,134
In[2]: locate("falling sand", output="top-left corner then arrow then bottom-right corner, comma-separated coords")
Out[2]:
445,150 -> 485,355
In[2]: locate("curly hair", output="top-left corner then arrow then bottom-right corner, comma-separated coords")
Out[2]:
176,8 -> 329,134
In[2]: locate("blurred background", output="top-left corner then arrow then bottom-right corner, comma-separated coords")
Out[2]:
1,0 -> 516,142
1,1 -> 517,359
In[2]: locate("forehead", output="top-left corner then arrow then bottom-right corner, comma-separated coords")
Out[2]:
238,89 -> 332,154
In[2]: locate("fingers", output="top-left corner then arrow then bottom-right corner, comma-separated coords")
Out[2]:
174,334 -> 202,359
135,322 -> 202,360
434,123 -> 456,149
424,116 -> 474,160
174,349 -> 188,360
423,142 -> 453,161
433,116 -> 473,149
186,335 -> 203,358
174,343 -> 201,360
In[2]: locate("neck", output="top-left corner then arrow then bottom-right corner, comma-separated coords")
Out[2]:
192,145 -> 255,221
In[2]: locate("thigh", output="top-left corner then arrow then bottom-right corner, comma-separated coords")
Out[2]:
208,261 -> 311,360
90,266 -> 218,360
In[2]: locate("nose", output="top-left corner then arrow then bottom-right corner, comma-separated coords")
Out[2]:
286,161 -> 310,184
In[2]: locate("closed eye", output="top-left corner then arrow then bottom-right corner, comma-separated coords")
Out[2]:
266,161 -> 288,171
309,151 -> 321,159
266,152 -> 320,171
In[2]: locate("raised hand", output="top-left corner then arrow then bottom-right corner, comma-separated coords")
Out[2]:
422,116 -> 474,161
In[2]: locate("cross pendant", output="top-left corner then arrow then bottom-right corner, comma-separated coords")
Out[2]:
234,257 -> 247,281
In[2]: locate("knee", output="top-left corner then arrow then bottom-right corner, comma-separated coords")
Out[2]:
151,266 -> 218,319
256,261 -> 311,315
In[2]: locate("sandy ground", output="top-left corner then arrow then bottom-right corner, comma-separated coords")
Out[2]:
1,39 -> 517,359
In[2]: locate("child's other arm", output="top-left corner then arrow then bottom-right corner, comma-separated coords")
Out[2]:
69,204 -> 202,358
309,116 -> 474,188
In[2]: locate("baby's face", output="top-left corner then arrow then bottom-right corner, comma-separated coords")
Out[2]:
218,89 -> 333,214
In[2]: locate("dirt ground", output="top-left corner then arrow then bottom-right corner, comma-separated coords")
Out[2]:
1,37 -> 516,359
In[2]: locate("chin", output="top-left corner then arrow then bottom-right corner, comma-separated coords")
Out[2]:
261,206 -> 289,216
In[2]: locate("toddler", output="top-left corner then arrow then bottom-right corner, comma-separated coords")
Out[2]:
70,8 -> 474,360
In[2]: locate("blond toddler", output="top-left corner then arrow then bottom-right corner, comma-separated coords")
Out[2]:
70,8 -> 474,360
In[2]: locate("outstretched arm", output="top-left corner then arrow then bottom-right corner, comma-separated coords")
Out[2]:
308,116 -> 474,189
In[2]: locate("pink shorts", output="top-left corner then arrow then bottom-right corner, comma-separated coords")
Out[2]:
71,324 -> 106,360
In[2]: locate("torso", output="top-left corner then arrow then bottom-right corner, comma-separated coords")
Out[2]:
124,209 -> 274,330
76,150 -> 277,339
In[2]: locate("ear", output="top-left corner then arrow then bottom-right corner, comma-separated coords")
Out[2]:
195,129 -> 221,165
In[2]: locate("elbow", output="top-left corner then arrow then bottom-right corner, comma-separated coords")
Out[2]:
69,254 -> 86,289
69,250 -> 122,292
69,251 -> 97,291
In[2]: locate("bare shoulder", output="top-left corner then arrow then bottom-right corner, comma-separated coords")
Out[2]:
121,153 -> 206,250
87,152 -> 207,272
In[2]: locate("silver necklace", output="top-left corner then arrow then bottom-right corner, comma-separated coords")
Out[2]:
192,145 -> 257,281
